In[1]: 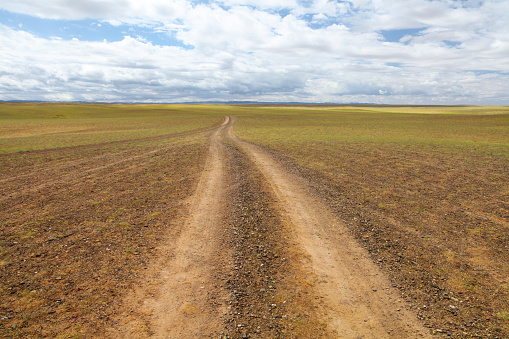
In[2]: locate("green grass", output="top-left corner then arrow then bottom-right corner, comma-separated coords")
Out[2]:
231,104 -> 509,337
232,105 -> 509,157
233,106 -> 509,143
3,102 -> 507,156
498,311 -> 509,321
0,103 -> 226,153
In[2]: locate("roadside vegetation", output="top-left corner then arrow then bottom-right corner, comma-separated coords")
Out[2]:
0,104 -> 223,337
1,103 -> 508,337
234,105 -> 509,337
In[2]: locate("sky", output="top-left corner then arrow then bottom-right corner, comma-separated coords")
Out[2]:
0,0 -> 508,104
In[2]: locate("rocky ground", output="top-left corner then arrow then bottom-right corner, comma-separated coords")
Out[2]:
215,141 -> 326,338
263,142 -> 509,338
0,132 -> 209,338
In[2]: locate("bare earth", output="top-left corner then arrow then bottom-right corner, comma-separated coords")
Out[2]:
3,111 -> 508,338
113,116 -> 430,337
0,123 -> 215,337
116,117 -> 230,338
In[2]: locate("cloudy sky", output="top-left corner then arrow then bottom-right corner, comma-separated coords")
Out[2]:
0,0 -> 508,104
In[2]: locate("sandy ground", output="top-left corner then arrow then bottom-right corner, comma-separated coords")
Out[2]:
115,116 -> 430,337
114,117 -> 230,338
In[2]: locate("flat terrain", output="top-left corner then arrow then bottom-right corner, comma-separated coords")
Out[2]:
1,103 -> 508,338
234,105 -> 509,338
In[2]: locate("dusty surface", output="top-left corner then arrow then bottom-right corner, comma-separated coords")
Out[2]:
114,117 -> 230,338
214,139 -> 327,338
227,118 -> 430,338
253,133 -> 509,338
0,125 -> 215,337
115,116 -> 431,338
113,116 -> 329,338
1,115 -> 439,338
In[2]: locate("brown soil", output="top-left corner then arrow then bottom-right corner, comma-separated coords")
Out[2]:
0,126 -> 214,337
2,115 -> 444,338
215,137 -> 327,338
256,137 -> 509,338
112,117 -> 231,338
111,117 -> 329,338
110,116 -> 431,337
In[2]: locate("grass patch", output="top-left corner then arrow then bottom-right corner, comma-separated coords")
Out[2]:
231,104 -> 509,337
147,212 -> 161,219
0,103 -> 225,153
233,106 -> 509,157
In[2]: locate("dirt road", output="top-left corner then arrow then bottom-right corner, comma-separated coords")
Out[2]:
116,117 -> 230,338
0,122 -> 214,337
117,116 -> 431,337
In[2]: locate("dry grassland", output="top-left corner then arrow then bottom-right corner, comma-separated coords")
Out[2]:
234,105 -> 509,337
1,103 -> 508,338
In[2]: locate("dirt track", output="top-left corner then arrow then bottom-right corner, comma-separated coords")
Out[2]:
0,122 -> 215,337
115,116 -> 431,337
117,117 -> 230,338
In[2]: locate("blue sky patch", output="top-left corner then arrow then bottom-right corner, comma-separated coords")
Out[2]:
468,70 -> 508,76
443,40 -> 461,48
0,9 -> 190,48
386,62 -> 403,68
275,8 -> 292,18
381,28 -> 425,42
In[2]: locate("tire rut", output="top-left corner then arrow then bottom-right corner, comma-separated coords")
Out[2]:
115,117 -> 230,338
215,141 -> 326,338
116,115 -> 431,338
227,117 -> 431,338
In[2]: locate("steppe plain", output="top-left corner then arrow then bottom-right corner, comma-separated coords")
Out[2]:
0,103 -> 508,338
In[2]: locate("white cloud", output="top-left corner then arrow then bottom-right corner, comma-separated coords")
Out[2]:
0,0 -> 190,21
216,0 -> 298,10
0,0 -> 508,103
176,5 -> 280,53
312,13 -> 328,22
